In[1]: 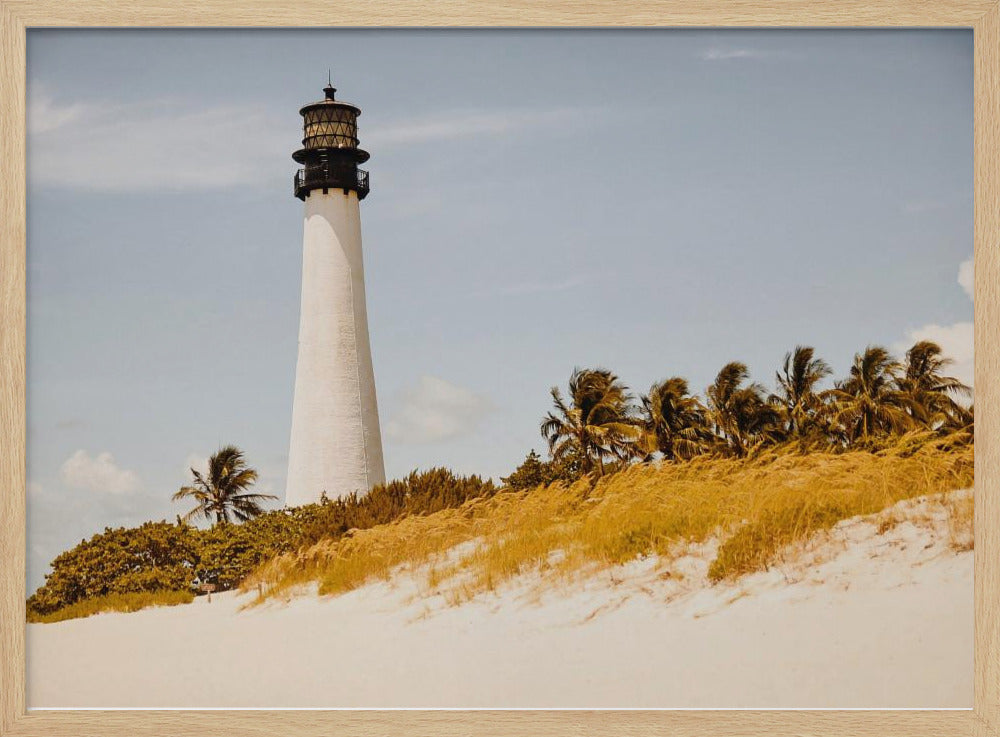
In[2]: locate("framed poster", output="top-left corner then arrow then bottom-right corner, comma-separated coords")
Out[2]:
1,2 -> 998,736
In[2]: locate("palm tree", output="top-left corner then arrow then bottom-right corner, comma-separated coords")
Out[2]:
705,362 -> 783,457
770,346 -> 832,437
831,346 -> 912,445
897,340 -> 971,429
640,377 -> 711,461
173,446 -> 276,526
541,368 -> 641,475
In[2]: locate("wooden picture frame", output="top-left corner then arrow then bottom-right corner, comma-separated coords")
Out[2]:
1,2 -> 997,735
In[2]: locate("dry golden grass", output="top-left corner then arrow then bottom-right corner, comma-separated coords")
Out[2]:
245,435 -> 973,605
944,491 -> 975,551
27,589 -> 195,624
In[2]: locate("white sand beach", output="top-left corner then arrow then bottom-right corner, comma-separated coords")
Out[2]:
27,491 -> 972,709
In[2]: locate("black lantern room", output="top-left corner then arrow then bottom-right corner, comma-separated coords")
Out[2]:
293,83 -> 370,201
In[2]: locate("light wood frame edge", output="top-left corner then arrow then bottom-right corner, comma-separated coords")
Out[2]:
1,2 -> 998,735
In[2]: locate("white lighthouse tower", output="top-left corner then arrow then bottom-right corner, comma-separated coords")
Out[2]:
285,82 -> 386,506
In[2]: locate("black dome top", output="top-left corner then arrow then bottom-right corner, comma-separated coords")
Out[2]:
299,83 -> 361,117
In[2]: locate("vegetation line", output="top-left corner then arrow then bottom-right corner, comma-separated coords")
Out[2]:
27,590 -> 194,624
249,435 -> 972,605
27,339 -> 973,622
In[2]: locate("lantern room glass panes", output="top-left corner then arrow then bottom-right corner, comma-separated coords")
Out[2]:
303,107 -> 358,149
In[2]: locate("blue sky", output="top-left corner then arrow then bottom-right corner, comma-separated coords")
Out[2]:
25,29 -> 973,591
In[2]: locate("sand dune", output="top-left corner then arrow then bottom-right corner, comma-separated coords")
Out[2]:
27,491 -> 972,708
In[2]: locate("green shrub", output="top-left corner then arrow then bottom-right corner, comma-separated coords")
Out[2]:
195,511 -> 302,589
502,449 -> 582,490
281,467 -> 498,548
27,521 -> 200,617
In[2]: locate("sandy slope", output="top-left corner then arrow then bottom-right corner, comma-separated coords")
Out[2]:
27,491 -> 972,708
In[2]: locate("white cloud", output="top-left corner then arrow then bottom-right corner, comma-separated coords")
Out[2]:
366,107 -> 599,149
958,256 -> 974,301
28,90 -> 287,192
60,450 -> 140,494
894,257 -> 975,388
386,376 -> 493,444
896,322 -> 974,388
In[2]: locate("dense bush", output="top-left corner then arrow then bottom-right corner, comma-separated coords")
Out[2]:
194,512 -> 301,590
27,521 -> 200,617
502,449 -> 582,490
310,467 -> 498,541
28,468 -> 497,619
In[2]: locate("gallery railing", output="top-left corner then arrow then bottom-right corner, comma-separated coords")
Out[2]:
294,166 -> 370,200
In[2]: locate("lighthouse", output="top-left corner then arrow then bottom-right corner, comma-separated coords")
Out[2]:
285,81 -> 386,506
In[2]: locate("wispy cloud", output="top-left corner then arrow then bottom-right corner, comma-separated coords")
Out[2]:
28,89 -> 287,192
386,376 -> 492,444
29,94 -> 90,134
470,274 -> 591,299
54,418 -> 87,431
699,47 -> 787,61
366,107 -> 603,149
60,450 -> 140,495
29,90 -> 607,191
